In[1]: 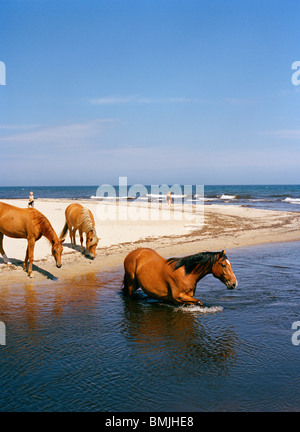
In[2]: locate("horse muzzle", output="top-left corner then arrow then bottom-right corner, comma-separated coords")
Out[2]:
56,263 -> 62,268
226,281 -> 237,290
85,252 -> 95,260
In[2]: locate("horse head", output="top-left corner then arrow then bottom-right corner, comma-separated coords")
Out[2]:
86,231 -> 100,259
212,250 -> 237,290
52,239 -> 64,268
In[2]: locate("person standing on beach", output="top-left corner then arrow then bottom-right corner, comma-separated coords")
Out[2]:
28,191 -> 34,208
166,191 -> 172,207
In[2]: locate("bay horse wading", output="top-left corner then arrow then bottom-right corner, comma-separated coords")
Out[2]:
123,248 -> 237,306
0,202 -> 64,277
60,203 -> 100,258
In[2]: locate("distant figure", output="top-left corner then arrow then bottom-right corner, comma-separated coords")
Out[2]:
28,191 -> 34,208
166,191 -> 172,207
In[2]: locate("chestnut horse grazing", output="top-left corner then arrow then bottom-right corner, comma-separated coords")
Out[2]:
60,203 -> 99,258
123,248 -> 237,305
0,202 -> 64,277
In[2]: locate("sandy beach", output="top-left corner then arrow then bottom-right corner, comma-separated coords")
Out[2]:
0,198 -> 299,286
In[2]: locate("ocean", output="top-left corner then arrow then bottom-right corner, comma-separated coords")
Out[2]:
0,241 -> 300,412
0,184 -> 300,212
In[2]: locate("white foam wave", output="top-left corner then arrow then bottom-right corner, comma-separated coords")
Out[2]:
283,197 -> 300,204
187,196 -> 215,202
146,193 -> 186,198
220,194 -> 236,200
90,195 -> 136,200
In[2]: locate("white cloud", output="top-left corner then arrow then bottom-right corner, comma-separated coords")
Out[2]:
89,95 -> 194,105
0,124 -> 41,130
90,95 -> 257,106
0,118 -> 117,147
263,129 -> 300,139
90,96 -> 137,105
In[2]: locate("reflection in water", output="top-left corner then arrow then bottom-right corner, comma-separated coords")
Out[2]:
1,241 -> 300,411
121,295 -> 238,377
0,267 -> 239,411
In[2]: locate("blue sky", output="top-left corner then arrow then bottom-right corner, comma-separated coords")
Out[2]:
1,0 -> 300,186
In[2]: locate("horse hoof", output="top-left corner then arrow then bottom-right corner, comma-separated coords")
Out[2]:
28,273 -> 34,278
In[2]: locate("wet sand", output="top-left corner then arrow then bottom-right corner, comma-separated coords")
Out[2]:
0,198 -> 299,286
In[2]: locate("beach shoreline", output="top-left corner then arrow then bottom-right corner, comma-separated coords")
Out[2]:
0,198 -> 299,287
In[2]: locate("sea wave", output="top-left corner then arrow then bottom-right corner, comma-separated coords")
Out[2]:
146,193 -> 186,198
220,194 -> 236,200
90,195 -> 135,200
283,197 -> 300,204
193,195 -> 215,201
187,197 -> 215,202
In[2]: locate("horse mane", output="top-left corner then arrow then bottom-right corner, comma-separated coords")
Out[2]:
80,207 -> 98,243
80,208 -> 94,232
30,209 -> 58,244
166,251 -> 220,275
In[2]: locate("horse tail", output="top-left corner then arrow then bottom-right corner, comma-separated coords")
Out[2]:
59,221 -> 68,240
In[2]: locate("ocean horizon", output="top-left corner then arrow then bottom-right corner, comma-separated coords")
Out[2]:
0,184 -> 299,212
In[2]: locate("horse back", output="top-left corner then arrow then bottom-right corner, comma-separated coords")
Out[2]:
124,248 -> 174,300
65,203 -> 84,229
0,202 -> 37,238
124,248 -> 166,279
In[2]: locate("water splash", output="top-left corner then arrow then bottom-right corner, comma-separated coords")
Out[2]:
176,304 -> 223,313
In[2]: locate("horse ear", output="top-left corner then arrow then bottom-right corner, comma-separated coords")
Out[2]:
221,250 -> 226,255
61,239 -> 65,244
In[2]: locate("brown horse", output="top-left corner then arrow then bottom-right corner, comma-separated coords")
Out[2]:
0,202 -> 64,277
123,248 -> 237,305
60,203 -> 99,258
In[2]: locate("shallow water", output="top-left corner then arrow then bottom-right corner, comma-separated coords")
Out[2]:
0,241 -> 300,412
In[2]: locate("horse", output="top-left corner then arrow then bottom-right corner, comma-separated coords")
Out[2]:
60,203 -> 100,258
0,202 -> 64,277
123,247 -> 237,305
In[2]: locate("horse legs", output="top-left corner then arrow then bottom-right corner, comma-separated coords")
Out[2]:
122,272 -> 139,296
70,227 -> 76,246
26,237 -> 36,278
79,229 -> 84,252
23,246 -> 29,271
176,292 -> 204,306
68,228 -> 73,245
0,232 -> 12,265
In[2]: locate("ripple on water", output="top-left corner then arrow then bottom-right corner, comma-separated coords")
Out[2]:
1,241 -> 300,411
